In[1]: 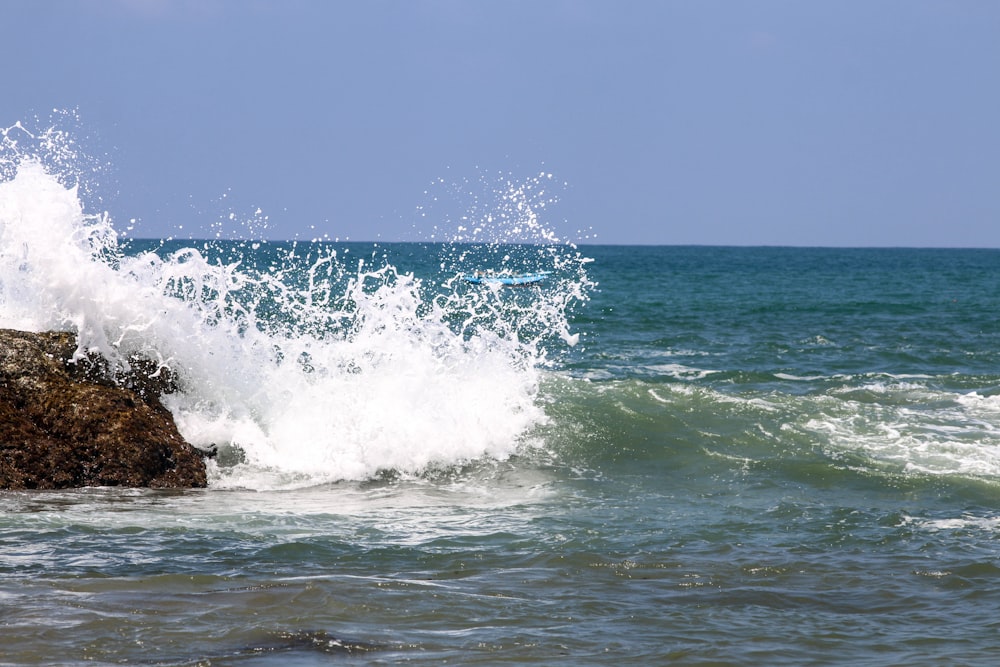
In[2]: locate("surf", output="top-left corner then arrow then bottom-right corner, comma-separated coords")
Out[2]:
0,117 -> 594,490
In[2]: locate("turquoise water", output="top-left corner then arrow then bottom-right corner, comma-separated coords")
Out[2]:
4,241 -> 1000,665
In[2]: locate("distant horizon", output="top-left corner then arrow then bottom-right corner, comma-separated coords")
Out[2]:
119,236 -> 1000,251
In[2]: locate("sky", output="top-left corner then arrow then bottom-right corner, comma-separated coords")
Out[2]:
2,0 -> 999,246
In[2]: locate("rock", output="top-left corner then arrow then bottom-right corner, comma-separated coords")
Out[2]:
0,329 -> 207,489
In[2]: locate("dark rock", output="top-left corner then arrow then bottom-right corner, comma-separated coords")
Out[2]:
0,329 -> 207,489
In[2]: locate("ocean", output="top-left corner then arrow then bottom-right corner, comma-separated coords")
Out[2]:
4,159 -> 1000,665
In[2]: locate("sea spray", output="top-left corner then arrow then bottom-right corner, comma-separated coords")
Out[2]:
418,168 -> 597,348
0,119 -> 595,488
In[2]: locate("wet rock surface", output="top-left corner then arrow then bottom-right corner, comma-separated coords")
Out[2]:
0,329 -> 206,489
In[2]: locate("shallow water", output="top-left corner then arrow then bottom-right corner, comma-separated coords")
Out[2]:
5,453 -> 1000,665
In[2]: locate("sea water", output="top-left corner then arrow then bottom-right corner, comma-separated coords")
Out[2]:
4,121 -> 1000,665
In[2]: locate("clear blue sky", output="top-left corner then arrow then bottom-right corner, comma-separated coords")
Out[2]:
3,0 -> 999,246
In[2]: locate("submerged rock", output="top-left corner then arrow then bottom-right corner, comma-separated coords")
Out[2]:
0,329 -> 206,489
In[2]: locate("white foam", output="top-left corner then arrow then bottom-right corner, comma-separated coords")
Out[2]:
803,387 -> 1000,479
0,138 -> 592,489
643,363 -> 720,380
903,513 -> 1000,533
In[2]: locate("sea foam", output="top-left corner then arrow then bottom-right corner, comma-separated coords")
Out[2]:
0,119 -> 593,489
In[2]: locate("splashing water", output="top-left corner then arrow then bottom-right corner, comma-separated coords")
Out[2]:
418,169 -> 597,348
0,118 -> 594,489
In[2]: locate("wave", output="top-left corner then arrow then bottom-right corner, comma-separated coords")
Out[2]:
0,118 -> 594,489
536,372 -> 1000,489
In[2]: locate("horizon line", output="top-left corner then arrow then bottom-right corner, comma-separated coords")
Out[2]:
120,237 -> 1000,251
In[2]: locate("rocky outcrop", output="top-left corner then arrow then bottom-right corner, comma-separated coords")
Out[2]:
0,329 -> 207,489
